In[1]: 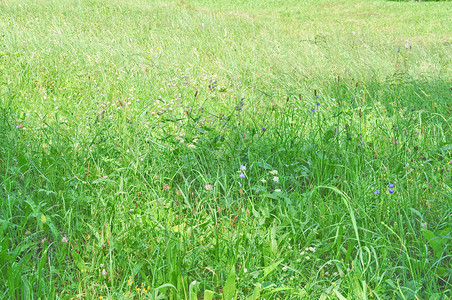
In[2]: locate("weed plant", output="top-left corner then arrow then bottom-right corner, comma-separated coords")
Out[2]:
0,0 -> 451,299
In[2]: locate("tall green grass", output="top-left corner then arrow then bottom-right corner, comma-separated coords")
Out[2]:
1,0 -> 451,298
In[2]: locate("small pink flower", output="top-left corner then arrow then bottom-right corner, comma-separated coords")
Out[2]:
61,236 -> 68,243
204,184 -> 213,191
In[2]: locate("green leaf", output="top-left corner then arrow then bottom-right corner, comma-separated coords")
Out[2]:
246,284 -> 261,300
263,260 -> 283,279
203,290 -> 215,300
71,250 -> 85,271
334,289 -> 348,300
257,161 -> 272,170
438,144 -> 452,153
0,219 -> 8,236
322,126 -> 336,143
423,229 -> 445,258
189,280 -> 198,300
223,268 -> 236,300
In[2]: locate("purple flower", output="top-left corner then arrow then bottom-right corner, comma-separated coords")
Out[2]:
316,95 -> 319,99
388,183 -> 394,189
317,102 -> 321,107
240,165 -> 246,171
238,182 -> 242,187
262,127 -> 266,131
374,190 -> 380,195
311,109 -> 315,113
239,173 -> 245,178
389,189 -> 394,194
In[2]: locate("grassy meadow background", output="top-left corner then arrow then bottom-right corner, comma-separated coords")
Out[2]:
1,0 -> 451,298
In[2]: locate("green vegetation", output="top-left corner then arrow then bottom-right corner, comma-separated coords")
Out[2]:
1,0 -> 451,298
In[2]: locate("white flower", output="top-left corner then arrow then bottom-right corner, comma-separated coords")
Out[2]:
273,176 -> 279,182
260,178 -> 267,183
102,269 -> 107,276
275,189 -> 281,192
269,170 -> 278,175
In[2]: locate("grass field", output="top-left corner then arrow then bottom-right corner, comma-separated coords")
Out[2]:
1,0 -> 451,299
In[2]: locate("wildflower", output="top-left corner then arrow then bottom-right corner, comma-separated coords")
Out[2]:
275,189 -> 281,192
374,190 -> 380,195
269,170 -> 278,175
311,109 -> 315,113
205,184 -> 213,191
129,209 -> 134,212
262,127 -> 266,131
238,182 -> 242,187
305,256 -> 310,260
240,165 -> 246,171
100,264 -> 104,268
239,173 -> 245,178
317,102 -> 320,107
273,176 -> 279,182
61,236 -> 68,243
261,178 -> 267,183
389,189 -> 394,194
388,183 -> 394,189
102,269 -> 107,276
